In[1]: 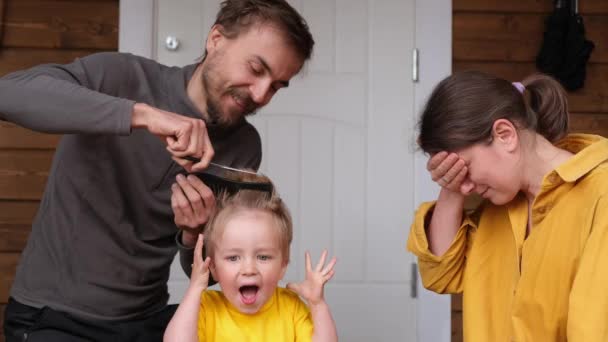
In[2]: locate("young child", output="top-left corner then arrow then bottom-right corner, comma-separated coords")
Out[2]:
408,71 -> 608,341
164,181 -> 338,341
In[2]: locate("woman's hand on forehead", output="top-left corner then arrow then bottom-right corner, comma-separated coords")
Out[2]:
427,152 -> 474,195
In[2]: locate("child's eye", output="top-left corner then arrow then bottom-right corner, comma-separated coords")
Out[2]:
258,255 -> 271,261
226,256 -> 239,262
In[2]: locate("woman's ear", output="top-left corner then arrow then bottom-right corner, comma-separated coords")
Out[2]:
491,119 -> 519,152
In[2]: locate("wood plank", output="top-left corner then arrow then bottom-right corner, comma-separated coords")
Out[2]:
453,62 -> 608,113
454,13 -> 608,63
0,47 -> 99,76
0,253 -> 20,303
0,0 -> 5,44
0,122 -> 60,149
32,0 -> 118,2
451,310 -> 463,342
0,200 -> 39,225
0,150 -> 53,200
452,293 -> 463,312
2,0 -> 118,50
570,112 -> 608,136
0,201 -> 37,252
0,304 -> 5,338
0,225 -> 31,252
454,0 -> 608,14
455,13 -> 543,42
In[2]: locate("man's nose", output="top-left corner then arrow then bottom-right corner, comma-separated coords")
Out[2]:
250,80 -> 272,105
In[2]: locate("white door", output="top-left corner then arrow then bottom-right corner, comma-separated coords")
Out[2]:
248,2 -> 417,340
119,0 -> 452,341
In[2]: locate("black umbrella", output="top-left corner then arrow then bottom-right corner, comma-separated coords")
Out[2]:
536,0 -> 595,91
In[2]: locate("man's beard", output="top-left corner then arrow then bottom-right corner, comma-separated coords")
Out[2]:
201,58 -> 259,128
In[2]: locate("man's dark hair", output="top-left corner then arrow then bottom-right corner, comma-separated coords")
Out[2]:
209,0 -> 314,61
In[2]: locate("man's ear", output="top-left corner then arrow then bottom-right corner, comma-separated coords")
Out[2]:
491,118 -> 519,153
205,25 -> 225,54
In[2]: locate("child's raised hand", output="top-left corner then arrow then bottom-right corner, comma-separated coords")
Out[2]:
191,234 -> 212,291
287,250 -> 336,306
427,151 -> 474,195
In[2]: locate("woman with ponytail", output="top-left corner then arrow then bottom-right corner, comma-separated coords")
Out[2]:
408,71 -> 608,341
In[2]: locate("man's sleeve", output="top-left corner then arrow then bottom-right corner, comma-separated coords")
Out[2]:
0,52 -> 135,135
243,134 -> 262,170
232,122 -> 263,170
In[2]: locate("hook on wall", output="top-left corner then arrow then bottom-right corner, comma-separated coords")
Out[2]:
555,0 -> 579,15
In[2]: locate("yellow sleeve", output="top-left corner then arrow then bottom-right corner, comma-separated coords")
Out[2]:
197,293 -> 207,342
567,195 -> 608,341
293,295 -> 313,342
406,201 -> 477,294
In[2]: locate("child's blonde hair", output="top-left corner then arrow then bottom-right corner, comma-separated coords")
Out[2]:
204,175 -> 292,263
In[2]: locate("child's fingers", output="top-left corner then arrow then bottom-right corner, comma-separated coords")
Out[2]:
321,256 -> 337,275
193,234 -> 204,265
305,251 -> 312,273
202,256 -> 211,271
323,269 -> 335,282
315,250 -> 328,273
286,282 -> 300,293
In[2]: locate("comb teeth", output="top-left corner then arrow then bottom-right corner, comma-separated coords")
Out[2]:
188,172 -> 273,196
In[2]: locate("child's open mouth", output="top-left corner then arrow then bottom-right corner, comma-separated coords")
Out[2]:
239,285 -> 259,305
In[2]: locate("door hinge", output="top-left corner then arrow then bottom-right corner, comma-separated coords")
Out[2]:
412,48 -> 419,83
410,262 -> 418,298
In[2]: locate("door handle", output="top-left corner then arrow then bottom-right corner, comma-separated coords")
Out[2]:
165,36 -> 180,51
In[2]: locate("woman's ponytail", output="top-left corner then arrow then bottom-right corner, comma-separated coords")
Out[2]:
521,74 -> 569,143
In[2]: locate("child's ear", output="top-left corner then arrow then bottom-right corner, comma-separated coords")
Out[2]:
491,118 -> 519,153
279,260 -> 288,280
209,259 -> 217,279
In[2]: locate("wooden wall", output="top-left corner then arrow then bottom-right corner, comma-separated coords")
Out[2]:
0,0 -> 118,340
452,1 -> 608,341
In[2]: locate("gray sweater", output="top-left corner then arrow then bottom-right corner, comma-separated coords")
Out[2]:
0,52 -> 261,320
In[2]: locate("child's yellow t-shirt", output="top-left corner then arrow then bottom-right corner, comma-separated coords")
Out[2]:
197,287 -> 313,342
